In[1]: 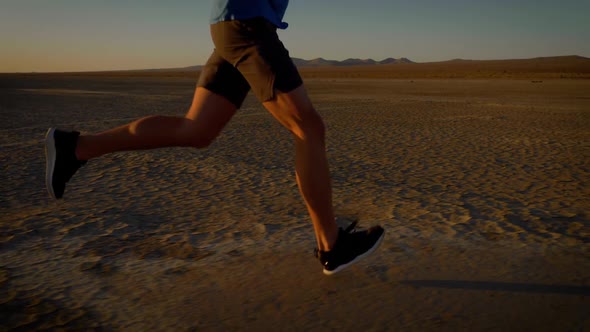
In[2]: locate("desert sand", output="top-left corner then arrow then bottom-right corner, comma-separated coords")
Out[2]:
1,74 -> 589,331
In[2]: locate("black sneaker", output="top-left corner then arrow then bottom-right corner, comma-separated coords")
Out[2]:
45,128 -> 86,199
315,221 -> 385,276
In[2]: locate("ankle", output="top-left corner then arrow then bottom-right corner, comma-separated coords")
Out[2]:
75,135 -> 89,161
319,227 -> 340,252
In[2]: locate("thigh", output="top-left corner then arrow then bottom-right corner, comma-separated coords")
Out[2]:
263,85 -> 322,138
184,87 -> 238,138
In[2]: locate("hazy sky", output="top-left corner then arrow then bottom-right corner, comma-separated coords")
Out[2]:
1,0 -> 589,72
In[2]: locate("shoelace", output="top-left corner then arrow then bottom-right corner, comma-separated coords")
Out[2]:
343,220 -> 358,233
314,220 -> 358,258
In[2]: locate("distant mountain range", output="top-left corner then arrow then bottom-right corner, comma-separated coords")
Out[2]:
291,57 -> 414,67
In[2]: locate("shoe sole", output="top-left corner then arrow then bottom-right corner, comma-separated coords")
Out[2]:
323,230 -> 385,276
45,128 -> 57,199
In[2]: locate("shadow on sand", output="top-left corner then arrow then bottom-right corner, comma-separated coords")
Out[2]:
401,280 -> 590,296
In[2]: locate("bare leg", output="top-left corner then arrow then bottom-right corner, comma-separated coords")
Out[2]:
263,85 -> 339,251
76,87 -> 237,160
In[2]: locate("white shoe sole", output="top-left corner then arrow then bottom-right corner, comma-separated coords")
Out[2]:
45,128 -> 57,199
323,231 -> 385,276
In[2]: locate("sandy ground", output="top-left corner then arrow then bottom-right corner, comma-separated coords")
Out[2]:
1,76 -> 589,331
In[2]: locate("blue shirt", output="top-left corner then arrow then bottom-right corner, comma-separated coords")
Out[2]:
210,0 -> 289,29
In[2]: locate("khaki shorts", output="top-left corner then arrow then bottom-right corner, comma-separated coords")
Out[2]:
197,18 -> 303,108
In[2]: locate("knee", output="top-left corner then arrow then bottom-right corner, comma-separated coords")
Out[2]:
179,122 -> 218,149
290,108 -> 326,141
187,133 -> 215,149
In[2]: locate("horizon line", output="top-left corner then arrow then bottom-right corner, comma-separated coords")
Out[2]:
1,54 -> 587,75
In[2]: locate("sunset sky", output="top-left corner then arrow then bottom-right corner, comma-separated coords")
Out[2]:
1,0 -> 589,72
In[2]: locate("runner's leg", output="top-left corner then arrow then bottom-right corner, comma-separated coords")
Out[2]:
75,87 -> 237,160
263,86 -> 339,252
207,19 -> 340,252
